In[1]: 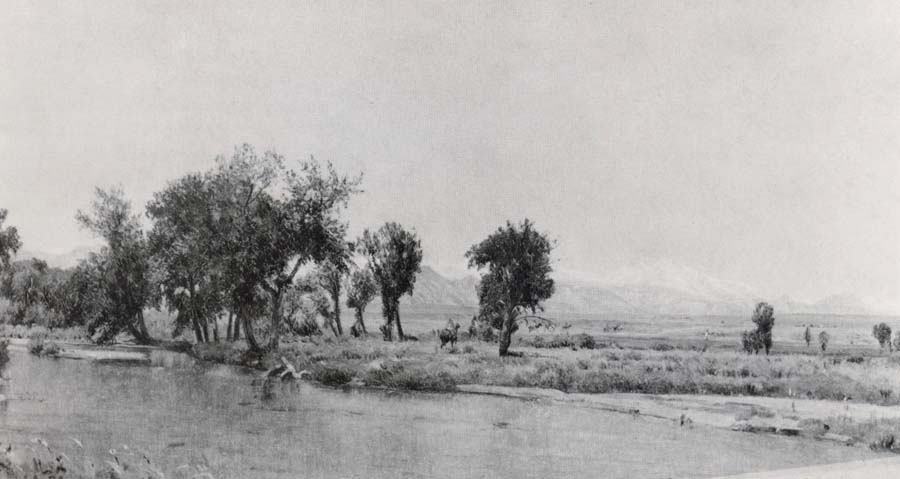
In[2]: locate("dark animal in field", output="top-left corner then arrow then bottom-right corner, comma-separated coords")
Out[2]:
438,322 -> 461,349
405,335 -> 418,341
349,323 -> 362,338
871,434 -> 895,451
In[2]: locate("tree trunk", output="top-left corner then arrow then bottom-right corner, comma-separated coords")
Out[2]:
393,299 -> 404,341
130,311 -> 152,345
226,311 -> 233,341
333,293 -> 343,336
241,308 -> 260,352
192,318 -> 203,343
233,310 -> 241,341
213,316 -> 220,342
498,309 -> 514,356
201,317 -> 210,343
356,308 -> 367,334
268,290 -> 283,352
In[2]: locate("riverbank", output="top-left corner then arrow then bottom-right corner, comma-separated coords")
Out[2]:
192,334 -> 900,449
0,350 -> 885,479
6,326 -> 900,450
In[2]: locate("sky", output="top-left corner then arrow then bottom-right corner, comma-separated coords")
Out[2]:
1,0 -> 898,308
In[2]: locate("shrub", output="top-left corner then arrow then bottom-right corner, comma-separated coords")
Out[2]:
27,331 -> 46,355
573,333 -> 596,350
313,366 -> 354,386
42,341 -> 61,357
0,339 -> 9,371
364,363 -> 456,392
651,342 -> 674,352
462,344 -> 476,354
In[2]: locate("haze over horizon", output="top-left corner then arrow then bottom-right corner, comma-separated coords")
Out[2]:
2,1 -> 898,311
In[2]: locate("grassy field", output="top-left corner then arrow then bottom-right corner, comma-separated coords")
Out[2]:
181,307 -> 900,409
5,304 -> 900,404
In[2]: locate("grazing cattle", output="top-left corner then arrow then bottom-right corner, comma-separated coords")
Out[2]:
438,321 -> 461,349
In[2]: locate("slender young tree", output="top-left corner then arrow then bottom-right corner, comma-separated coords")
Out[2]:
315,249 -> 352,336
346,267 -> 377,336
359,223 -> 423,341
750,302 -> 775,355
466,219 -> 555,356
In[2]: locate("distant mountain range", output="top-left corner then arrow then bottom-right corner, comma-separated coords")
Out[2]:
15,247 -> 96,270
402,262 -> 878,317
15,248 -> 882,316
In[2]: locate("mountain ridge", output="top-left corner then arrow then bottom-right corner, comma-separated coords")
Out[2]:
14,248 -> 883,316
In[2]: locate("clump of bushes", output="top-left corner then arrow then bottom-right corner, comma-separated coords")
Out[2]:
0,339 -> 9,371
364,363 -> 456,392
192,341 -> 245,365
313,366 -> 354,386
27,332 -> 61,358
28,331 -> 46,355
519,333 -> 596,350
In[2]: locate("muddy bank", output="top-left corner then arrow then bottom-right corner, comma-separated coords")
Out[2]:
457,384 -> 900,446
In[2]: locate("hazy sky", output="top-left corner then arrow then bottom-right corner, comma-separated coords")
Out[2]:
1,1 -> 898,306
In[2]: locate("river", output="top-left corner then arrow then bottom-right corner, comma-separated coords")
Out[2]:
0,351 -> 872,478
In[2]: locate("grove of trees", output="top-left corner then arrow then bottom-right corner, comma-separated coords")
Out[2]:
1,146 -> 571,359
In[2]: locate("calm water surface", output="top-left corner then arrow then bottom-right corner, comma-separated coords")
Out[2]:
0,351 -> 871,478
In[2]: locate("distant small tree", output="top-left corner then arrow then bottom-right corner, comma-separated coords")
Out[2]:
0,209 -> 21,271
803,326 -> 812,348
466,219 -> 556,357
873,323 -> 893,352
750,302 -> 775,355
893,331 -> 900,353
819,330 -> 830,352
346,268 -> 377,336
360,223 -> 423,341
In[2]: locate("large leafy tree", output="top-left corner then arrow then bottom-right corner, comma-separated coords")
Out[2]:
466,219 -> 555,356
76,187 -> 156,344
359,223 -> 422,341
0,209 -> 21,270
205,145 -> 360,352
147,173 -> 227,343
